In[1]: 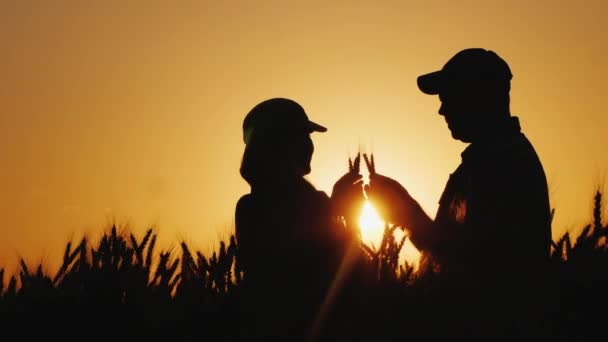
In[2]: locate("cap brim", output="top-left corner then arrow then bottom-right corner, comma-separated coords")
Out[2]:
417,70 -> 443,95
308,120 -> 327,133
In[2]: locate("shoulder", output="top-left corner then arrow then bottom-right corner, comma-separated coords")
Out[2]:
236,194 -> 253,212
313,190 -> 331,204
296,181 -> 332,221
235,194 -> 258,244
235,194 -> 256,225
308,188 -> 332,213
298,178 -> 331,205
472,133 -> 548,202
469,132 -> 543,175
497,133 -> 546,181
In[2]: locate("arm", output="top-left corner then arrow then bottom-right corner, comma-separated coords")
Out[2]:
366,173 -> 435,252
331,171 -> 365,230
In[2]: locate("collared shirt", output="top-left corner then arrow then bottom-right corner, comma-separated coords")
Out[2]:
416,116 -> 551,278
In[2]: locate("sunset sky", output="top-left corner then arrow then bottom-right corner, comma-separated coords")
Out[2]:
1,0 -> 606,272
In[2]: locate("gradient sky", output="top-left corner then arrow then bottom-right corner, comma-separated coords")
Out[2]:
1,0 -> 606,273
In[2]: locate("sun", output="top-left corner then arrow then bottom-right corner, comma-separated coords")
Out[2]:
358,200 -> 386,248
358,199 -> 422,267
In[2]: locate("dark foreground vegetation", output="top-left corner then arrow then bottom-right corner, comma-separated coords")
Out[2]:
1,192 -> 607,341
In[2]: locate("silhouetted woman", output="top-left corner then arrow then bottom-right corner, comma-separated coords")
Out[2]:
235,98 -> 364,341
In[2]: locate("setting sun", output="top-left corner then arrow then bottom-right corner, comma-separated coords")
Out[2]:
1,2 -> 605,338
359,200 -> 386,248
359,199 -> 422,267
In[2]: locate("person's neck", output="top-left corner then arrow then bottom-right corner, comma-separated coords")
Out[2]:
251,174 -> 305,194
471,114 -> 515,144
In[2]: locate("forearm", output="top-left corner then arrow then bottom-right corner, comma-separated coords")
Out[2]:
330,197 -> 363,230
398,197 -> 435,252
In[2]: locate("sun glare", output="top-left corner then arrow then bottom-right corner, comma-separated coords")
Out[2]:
358,200 -> 422,267
359,200 -> 385,248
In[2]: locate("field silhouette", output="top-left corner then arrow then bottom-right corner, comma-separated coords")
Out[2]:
1,191 -> 607,341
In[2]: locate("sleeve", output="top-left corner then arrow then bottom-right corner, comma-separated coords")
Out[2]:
413,168 -> 469,262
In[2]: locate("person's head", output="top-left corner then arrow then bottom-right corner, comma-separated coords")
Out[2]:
417,48 -> 513,142
240,98 -> 327,187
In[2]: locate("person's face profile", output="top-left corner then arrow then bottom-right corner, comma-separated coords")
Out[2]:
287,130 -> 314,177
438,87 -> 478,142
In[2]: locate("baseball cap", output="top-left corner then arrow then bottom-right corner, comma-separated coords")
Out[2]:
243,98 -> 327,145
417,48 -> 513,95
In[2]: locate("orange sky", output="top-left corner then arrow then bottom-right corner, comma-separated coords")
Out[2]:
1,0 -> 607,273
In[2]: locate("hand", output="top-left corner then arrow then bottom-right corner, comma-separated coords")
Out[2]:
331,171 -> 365,218
365,173 -> 412,226
332,153 -> 365,218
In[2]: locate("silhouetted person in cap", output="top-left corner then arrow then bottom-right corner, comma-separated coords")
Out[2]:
365,48 -> 552,339
235,98 -> 365,341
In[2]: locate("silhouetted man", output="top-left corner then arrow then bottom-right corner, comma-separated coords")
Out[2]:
366,48 -> 552,339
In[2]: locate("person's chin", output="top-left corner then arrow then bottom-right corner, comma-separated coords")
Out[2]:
450,129 -> 472,143
300,165 -> 311,176
448,127 -> 459,139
